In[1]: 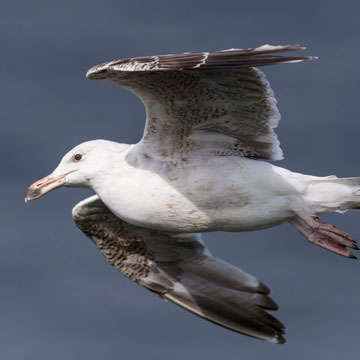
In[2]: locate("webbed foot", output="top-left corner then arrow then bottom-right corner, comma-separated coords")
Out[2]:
290,214 -> 358,259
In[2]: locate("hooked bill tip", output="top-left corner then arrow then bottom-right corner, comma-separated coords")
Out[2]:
24,187 -> 41,204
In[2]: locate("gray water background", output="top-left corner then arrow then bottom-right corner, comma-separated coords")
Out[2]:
2,0 -> 360,359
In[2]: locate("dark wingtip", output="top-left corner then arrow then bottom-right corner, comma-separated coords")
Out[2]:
262,297 -> 279,311
258,282 -> 271,294
349,253 -> 358,260
276,335 -> 287,344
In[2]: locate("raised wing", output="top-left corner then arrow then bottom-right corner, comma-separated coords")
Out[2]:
87,44 -> 316,160
73,195 -> 285,343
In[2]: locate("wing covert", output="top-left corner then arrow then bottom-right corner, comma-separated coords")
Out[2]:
87,45 -> 316,160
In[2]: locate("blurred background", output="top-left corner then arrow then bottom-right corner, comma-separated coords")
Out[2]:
2,0 -> 360,359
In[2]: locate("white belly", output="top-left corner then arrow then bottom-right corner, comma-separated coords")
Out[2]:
93,156 -> 309,232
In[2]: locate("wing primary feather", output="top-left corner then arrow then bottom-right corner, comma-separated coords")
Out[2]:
86,44 -> 316,78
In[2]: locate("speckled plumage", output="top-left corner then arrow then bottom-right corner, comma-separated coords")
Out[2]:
73,198 -> 155,281
87,45 -> 316,160
25,44 -> 360,344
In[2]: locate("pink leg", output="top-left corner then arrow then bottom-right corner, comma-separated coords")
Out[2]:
290,214 -> 358,259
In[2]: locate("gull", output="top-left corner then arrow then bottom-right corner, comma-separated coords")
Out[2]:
25,45 -> 359,344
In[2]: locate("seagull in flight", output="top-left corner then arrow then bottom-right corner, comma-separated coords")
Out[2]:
25,45 -> 359,344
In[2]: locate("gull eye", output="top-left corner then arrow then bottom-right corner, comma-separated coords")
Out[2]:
73,153 -> 82,161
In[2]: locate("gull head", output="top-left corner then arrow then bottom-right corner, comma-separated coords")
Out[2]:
25,139 -> 124,203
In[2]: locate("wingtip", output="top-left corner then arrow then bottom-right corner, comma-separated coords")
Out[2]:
276,335 -> 287,344
85,68 -> 93,79
280,44 -> 306,51
86,67 -> 99,79
258,282 -> 271,294
256,44 -> 318,63
283,55 -> 318,65
268,330 -> 286,344
86,63 -> 109,80
255,44 -> 305,50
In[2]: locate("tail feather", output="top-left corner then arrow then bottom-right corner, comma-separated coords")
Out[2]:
307,177 -> 360,213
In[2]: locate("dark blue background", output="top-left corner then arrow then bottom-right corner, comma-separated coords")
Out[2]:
2,0 -> 360,359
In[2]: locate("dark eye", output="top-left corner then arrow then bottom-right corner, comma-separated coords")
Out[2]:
73,153 -> 82,161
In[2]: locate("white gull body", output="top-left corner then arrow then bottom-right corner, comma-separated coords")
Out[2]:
26,45 -> 360,344
62,140 -> 313,232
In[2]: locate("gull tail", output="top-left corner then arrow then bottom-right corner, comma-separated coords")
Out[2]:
306,177 -> 360,213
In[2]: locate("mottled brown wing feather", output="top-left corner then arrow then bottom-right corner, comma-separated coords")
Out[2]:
87,44 -> 316,160
72,195 -> 285,343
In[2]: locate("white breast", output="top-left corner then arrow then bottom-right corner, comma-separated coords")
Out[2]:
92,153 -> 311,233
